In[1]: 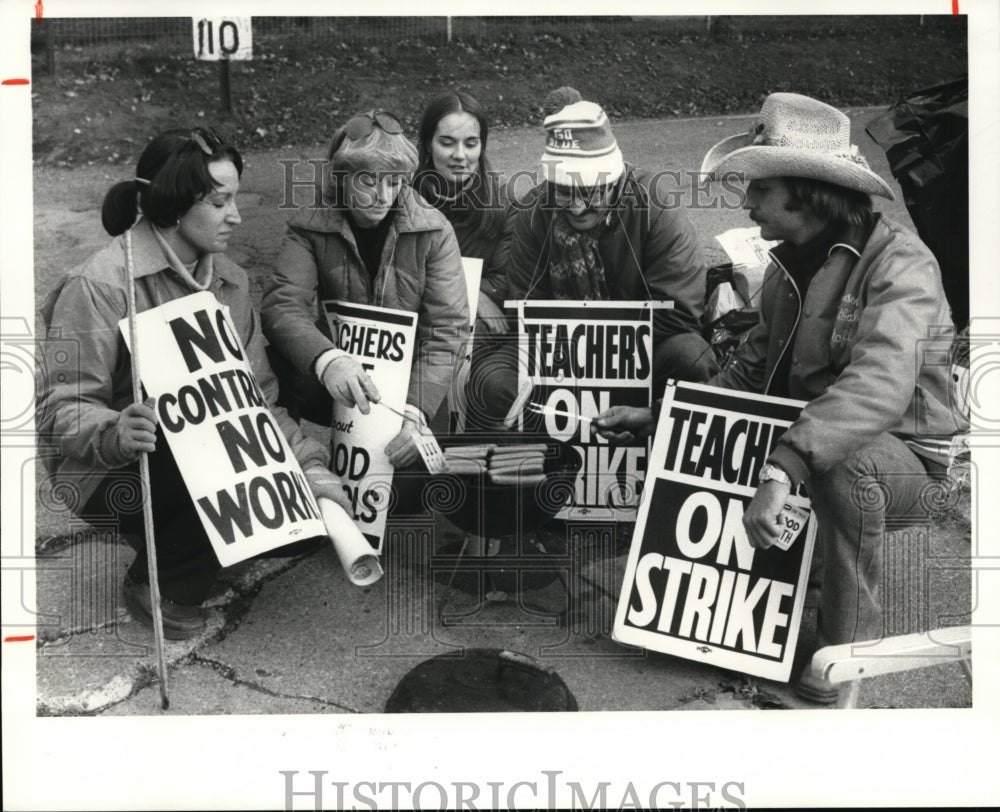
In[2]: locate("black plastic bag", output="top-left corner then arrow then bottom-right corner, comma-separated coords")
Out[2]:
703,261 -> 759,370
866,76 -> 968,330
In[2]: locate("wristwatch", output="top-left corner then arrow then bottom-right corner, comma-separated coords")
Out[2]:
759,463 -> 791,486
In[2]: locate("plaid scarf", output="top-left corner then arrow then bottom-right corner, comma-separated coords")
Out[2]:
548,211 -> 609,300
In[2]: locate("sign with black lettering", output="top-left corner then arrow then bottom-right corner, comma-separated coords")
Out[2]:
193,17 -> 252,61
119,292 -> 325,566
323,301 -> 417,553
511,300 -> 670,521
613,382 -> 817,681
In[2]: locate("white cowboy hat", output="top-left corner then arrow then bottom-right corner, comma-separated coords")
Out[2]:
701,92 -> 894,199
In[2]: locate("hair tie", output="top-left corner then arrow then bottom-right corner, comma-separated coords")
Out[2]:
134,177 -> 151,186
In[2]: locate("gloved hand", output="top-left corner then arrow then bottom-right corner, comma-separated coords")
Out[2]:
303,466 -> 354,514
385,406 -> 427,468
320,355 -> 381,414
116,398 -> 158,460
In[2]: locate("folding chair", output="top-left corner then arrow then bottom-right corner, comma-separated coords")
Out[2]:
806,625 -> 972,709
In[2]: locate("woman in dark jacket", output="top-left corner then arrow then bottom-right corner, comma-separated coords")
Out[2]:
413,90 -> 511,336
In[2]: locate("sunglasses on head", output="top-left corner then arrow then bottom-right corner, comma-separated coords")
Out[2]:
344,110 -> 404,141
188,127 -> 223,156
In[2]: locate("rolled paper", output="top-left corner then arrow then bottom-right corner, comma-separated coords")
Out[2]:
318,498 -> 384,587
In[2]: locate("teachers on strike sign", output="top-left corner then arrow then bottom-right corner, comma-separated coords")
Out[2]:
613,382 -> 817,681
119,291 -> 326,567
512,300 -> 669,521
323,300 -> 417,553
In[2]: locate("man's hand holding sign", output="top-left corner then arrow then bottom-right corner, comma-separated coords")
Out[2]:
597,406 -> 804,551
610,383 -> 817,682
744,464 -> 794,551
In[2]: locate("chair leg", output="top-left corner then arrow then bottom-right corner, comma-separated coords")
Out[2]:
959,657 -> 972,685
835,680 -> 861,709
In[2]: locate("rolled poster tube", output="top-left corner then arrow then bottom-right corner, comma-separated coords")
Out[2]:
318,498 -> 384,587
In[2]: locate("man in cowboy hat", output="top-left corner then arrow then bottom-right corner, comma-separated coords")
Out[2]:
465,98 -> 716,429
596,92 -> 966,703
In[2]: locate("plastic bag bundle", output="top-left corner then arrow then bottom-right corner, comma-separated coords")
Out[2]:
867,76 -> 969,330
703,262 -> 760,370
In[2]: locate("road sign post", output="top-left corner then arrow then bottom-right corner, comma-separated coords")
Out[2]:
193,17 -> 252,115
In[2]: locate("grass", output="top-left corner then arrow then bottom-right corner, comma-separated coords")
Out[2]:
31,15 -> 967,168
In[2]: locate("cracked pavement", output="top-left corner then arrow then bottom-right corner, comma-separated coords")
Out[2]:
34,504 -> 972,716
28,114 -> 973,717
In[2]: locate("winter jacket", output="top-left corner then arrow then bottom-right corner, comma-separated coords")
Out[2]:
261,185 -> 470,420
414,169 -> 511,306
710,215 -> 966,486
37,217 -> 328,507
504,165 -> 707,341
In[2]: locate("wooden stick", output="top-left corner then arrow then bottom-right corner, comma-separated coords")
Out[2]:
374,399 -> 407,421
124,229 -> 170,711
527,402 -> 594,424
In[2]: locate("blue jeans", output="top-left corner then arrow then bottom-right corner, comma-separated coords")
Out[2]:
809,432 -> 943,647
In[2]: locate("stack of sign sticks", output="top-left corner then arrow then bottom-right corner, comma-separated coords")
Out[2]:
441,443 -> 548,485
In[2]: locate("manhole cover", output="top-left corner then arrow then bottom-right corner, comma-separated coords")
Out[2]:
385,649 -> 578,713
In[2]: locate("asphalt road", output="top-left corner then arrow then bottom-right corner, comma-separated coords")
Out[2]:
14,106 -> 980,812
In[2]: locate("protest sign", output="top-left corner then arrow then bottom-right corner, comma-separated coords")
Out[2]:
509,300 -> 669,521
322,300 -> 417,553
119,291 -> 326,567
444,257 -> 482,434
461,257 -> 483,327
613,382 -> 817,681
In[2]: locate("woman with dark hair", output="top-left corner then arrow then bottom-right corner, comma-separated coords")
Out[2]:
38,128 -> 350,640
413,90 -> 510,336
261,109 -> 469,456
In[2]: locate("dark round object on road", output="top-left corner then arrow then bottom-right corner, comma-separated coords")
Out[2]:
384,648 -> 578,712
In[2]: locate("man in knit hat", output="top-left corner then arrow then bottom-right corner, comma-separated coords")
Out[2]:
541,85 -> 582,119
466,98 -> 716,429
595,93 -> 967,703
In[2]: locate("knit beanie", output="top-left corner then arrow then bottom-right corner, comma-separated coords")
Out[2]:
541,100 -> 625,188
542,86 -> 583,118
